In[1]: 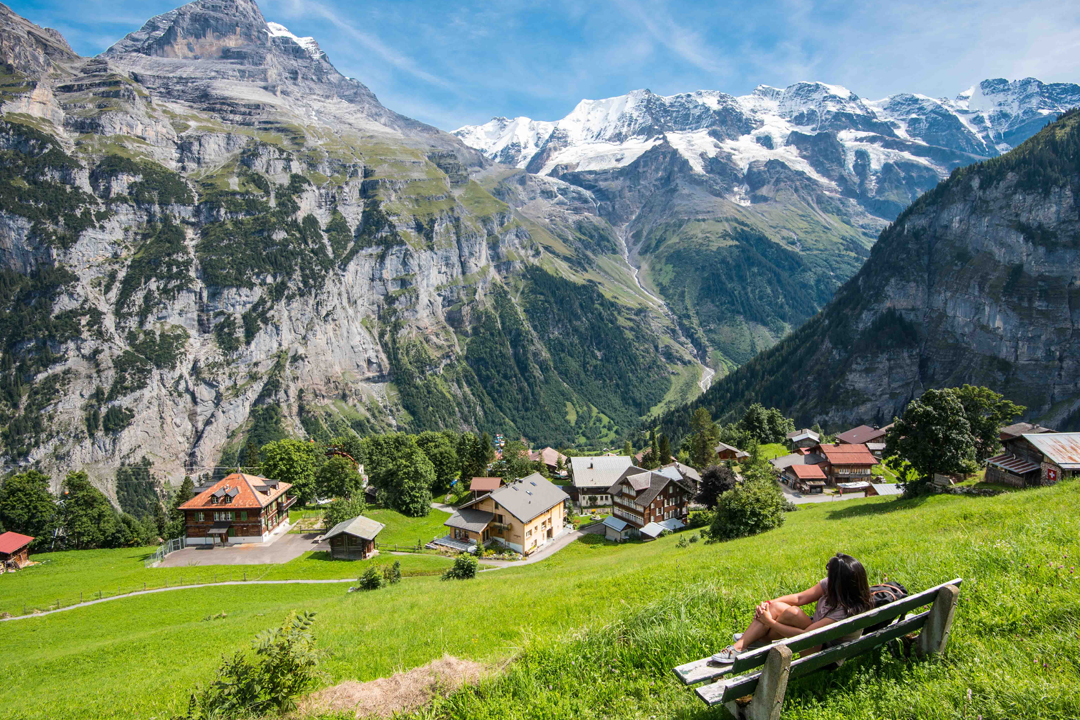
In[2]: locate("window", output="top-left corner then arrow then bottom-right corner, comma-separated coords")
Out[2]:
240,511 -> 248,521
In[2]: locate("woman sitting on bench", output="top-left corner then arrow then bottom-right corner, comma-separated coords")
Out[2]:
712,552 -> 872,664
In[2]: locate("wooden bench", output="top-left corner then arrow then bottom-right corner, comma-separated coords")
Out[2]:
673,578 -> 962,720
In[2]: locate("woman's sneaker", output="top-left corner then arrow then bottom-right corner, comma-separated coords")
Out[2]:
732,633 -> 743,643
710,646 -> 738,664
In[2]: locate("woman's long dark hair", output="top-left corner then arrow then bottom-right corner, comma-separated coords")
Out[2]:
826,553 -> 872,615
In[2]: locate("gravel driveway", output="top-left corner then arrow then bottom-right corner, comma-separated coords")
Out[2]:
159,532 -> 327,567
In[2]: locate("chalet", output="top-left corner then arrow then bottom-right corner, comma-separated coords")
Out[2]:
986,432 -> 1080,487
323,515 -> 384,560
570,455 -> 634,509
816,443 -> 877,485
836,425 -> 889,445
469,476 -> 501,499
785,463 -> 827,494
529,447 -> 568,475
866,442 -> 886,459
444,473 -> 570,556
608,470 -> 693,535
787,428 -> 820,451
179,473 -> 294,546
715,442 -> 749,462
999,422 -> 1054,442
660,461 -> 702,496
0,532 -> 33,572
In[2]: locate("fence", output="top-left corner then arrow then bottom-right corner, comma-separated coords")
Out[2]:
144,537 -> 185,568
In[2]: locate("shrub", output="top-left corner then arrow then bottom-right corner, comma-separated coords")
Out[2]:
356,566 -> 383,591
688,533 -> 699,544
676,536 -> 689,549
178,611 -> 323,718
382,560 -> 402,585
709,470 -> 786,541
442,554 -> 478,580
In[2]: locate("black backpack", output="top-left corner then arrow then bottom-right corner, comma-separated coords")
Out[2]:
865,581 -> 908,633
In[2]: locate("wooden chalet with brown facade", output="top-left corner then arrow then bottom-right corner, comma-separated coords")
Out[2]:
815,443 -> 878,485
323,515 -> 385,560
987,431 -> 1079,487
607,469 -> 693,534
179,473 -> 294,546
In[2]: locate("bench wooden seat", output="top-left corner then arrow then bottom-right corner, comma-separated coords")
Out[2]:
673,578 -> 962,719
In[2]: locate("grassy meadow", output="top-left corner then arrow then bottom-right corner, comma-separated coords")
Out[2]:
0,482 -> 1077,719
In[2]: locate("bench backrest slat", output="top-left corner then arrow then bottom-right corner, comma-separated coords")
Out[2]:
730,577 -> 962,674
701,609 -> 931,706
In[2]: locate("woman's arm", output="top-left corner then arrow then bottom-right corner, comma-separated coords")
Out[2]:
772,582 -> 825,607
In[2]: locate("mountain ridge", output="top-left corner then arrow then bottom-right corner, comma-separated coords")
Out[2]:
657,108 -> 1080,438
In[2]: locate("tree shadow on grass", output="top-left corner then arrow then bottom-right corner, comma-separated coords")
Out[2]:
824,495 -> 929,520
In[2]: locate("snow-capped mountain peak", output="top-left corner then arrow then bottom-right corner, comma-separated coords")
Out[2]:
266,21 -> 324,61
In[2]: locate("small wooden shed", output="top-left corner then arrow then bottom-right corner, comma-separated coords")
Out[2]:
323,515 -> 385,560
0,532 -> 34,572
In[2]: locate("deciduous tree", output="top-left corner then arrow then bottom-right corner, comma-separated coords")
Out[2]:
0,469 -> 56,547
953,385 -> 1024,461
885,388 -> 976,495
260,439 -> 319,505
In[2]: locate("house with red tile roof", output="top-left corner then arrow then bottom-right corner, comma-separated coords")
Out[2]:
815,443 -> 878,485
0,531 -> 34,571
178,473 -> 294,546
784,463 -> 827,493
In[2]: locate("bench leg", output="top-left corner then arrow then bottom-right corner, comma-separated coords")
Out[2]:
917,584 -> 960,657
724,645 -> 792,720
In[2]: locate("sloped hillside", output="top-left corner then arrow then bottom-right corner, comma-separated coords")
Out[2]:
659,109 -> 1080,436
0,0 -> 700,490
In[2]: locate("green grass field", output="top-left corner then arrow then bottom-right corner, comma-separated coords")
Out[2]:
1,482 -> 1077,719
365,507 -> 453,549
0,547 -> 457,617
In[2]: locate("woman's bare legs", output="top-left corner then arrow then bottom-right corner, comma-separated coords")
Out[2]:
731,601 -> 812,652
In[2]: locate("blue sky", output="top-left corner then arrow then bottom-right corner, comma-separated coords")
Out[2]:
9,0 -> 1080,130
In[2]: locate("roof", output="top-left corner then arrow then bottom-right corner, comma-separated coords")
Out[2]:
570,456 -> 634,489
790,464 -> 827,479
0,531 -> 34,555
608,470 -> 692,508
836,425 -> 888,445
770,453 -> 824,470
1019,433 -> 1080,469
1000,422 -> 1054,441
661,461 -> 701,482
787,428 -> 820,442
658,518 -> 686,532
469,477 -> 502,492
639,522 -> 667,538
715,442 -> 749,458
602,516 -> 629,532
866,442 -> 886,452
530,447 -> 566,466
818,443 -> 878,466
323,515 -> 385,542
486,473 -> 570,524
444,508 -> 495,533
870,483 -> 902,496
986,452 -> 1041,475
179,473 -> 291,511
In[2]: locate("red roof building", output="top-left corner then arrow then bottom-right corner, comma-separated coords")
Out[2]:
816,443 -> 878,484
469,477 -> 502,497
178,473 -> 294,546
784,463 -> 828,493
0,531 -> 34,571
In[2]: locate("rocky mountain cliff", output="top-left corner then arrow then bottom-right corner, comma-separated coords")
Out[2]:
658,109 -> 1080,435
0,0 -> 702,492
458,80 -> 1080,370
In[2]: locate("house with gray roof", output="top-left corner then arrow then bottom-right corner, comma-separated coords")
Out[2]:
607,470 -> 693,535
322,514 -> 385,560
442,473 -> 572,556
570,455 -> 634,509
